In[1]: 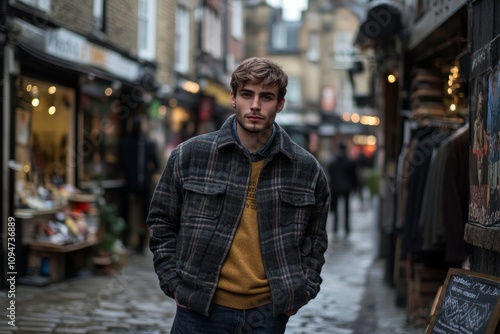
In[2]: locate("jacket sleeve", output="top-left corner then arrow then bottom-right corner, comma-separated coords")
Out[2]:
147,148 -> 182,298
303,167 -> 330,301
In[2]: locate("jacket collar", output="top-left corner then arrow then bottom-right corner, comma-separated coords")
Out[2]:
216,114 -> 294,161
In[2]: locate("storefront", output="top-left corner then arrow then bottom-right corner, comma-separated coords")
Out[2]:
2,18 -> 155,286
161,82 -> 201,158
357,0 -> 475,326
389,0 -> 470,325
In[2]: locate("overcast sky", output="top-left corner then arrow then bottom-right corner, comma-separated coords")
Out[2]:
266,0 -> 308,21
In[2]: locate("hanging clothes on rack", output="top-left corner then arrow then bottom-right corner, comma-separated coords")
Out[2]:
401,126 -> 453,264
417,124 -> 469,265
441,123 -> 469,264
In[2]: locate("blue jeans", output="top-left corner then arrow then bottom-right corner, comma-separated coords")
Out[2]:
170,303 -> 289,334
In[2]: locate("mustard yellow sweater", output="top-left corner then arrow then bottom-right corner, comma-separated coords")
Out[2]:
213,160 -> 272,309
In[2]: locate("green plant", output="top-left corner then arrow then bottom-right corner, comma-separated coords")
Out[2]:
97,201 -> 126,254
90,184 -> 126,256
365,169 -> 380,197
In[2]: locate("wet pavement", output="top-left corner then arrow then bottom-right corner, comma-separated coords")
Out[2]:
1,196 -> 425,333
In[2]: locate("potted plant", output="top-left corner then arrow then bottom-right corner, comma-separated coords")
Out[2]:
91,186 -> 127,274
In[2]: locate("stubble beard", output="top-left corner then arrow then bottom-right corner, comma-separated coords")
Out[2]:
236,111 -> 274,135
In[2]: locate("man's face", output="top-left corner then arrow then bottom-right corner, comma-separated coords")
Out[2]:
230,82 -> 285,136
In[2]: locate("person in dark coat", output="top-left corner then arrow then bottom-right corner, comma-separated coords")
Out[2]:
328,142 -> 358,235
118,116 -> 159,253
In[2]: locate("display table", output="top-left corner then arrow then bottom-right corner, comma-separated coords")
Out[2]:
28,237 -> 99,282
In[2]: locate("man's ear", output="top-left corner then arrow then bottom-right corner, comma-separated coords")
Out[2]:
230,91 -> 236,108
277,98 -> 285,112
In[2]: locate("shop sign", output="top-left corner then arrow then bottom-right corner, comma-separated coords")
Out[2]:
408,0 -> 467,50
45,28 -> 141,82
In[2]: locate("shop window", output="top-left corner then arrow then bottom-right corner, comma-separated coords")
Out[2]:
14,77 -> 75,209
79,80 -> 123,185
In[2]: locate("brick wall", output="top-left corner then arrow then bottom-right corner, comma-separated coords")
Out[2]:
50,0 -> 138,57
156,0 -> 176,85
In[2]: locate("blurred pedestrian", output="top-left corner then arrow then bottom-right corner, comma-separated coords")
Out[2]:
118,115 -> 159,254
328,142 -> 358,235
147,57 -> 330,334
355,151 -> 371,209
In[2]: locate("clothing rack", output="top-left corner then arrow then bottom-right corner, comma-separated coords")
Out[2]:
400,110 -> 467,145
393,118 -> 469,324
414,117 -> 466,129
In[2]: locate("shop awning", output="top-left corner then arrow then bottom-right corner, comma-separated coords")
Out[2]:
14,18 -> 154,87
355,0 -> 403,48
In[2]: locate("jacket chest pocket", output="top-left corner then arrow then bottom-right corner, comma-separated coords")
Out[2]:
279,189 -> 315,227
182,181 -> 227,220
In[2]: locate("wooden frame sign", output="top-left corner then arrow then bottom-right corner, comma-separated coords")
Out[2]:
426,268 -> 500,334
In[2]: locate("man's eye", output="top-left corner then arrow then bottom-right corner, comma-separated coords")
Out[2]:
241,92 -> 252,98
261,96 -> 272,101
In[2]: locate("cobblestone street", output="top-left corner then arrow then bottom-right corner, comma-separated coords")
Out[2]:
1,196 -> 425,333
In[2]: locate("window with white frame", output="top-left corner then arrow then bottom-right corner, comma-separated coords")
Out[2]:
307,32 -> 319,62
138,0 -> 157,61
272,22 -> 287,50
286,76 -> 302,106
231,0 -> 243,40
93,0 -> 105,33
333,31 -> 357,70
202,6 -> 222,59
175,6 -> 190,73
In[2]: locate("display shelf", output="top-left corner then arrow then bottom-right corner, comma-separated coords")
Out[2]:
27,237 -> 99,283
14,207 -> 62,219
29,237 -> 99,253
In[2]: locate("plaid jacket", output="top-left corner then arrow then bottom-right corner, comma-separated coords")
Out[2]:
147,115 -> 330,316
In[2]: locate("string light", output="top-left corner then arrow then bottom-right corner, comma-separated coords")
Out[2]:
351,113 -> 360,123
446,64 -> 463,115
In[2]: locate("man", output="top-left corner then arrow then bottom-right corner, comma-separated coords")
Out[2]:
147,57 -> 330,333
328,142 -> 358,236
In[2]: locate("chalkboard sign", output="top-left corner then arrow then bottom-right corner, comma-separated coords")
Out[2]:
426,268 -> 500,334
